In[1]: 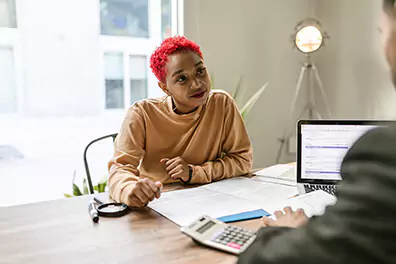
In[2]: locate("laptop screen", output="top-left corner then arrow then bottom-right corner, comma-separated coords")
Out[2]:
300,123 -> 381,181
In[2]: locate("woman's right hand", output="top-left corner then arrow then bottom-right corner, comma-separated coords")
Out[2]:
127,178 -> 163,207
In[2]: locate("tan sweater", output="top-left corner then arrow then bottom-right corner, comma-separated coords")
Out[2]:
108,90 -> 253,204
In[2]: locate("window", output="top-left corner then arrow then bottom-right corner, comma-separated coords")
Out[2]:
100,0 -> 149,38
0,0 -> 17,28
161,0 -> 172,39
101,0 -> 180,110
104,52 -> 124,109
129,56 -> 147,104
0,0 -> 182,207
104,53 -> 147,109
0,47 -> 17,113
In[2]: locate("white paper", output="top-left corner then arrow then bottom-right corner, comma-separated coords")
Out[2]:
148,188 -> 262,226
255,164 -> 295,178
253,164 -> 296,186
200,177 -> 298,209
265,190 -> 337,218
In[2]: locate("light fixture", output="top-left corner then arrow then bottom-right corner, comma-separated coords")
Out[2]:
293,18 -> 328,54
276,18 -> 332,164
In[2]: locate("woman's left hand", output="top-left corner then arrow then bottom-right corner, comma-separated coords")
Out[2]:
160,157 -> 190,182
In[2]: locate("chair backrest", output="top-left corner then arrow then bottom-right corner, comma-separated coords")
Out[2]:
83,133 -> 118,194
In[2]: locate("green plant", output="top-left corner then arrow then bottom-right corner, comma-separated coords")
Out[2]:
212,75 -> 268,121
64,171 -> 108,198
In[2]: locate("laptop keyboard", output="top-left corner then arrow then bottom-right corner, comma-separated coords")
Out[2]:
304,184 -> 339,196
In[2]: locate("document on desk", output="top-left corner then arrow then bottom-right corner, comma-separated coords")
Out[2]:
201,177 -> 298,209
148,177 -> 298,226
148,187 -> 262,226
252,164 -> 296,187
265,190 -> 337,218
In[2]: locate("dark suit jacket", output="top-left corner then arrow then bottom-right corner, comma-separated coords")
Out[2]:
237,126 -> 396,264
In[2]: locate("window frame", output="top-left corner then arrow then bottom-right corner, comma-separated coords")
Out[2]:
100,0 -> 181,113
0,27 -> 22,116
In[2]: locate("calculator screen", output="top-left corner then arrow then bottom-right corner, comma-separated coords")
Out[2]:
196,221 -> 216,234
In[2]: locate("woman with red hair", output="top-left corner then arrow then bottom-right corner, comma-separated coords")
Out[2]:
108,36 -> 253,207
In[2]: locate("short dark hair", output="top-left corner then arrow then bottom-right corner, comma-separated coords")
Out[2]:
384,0 -> 395,11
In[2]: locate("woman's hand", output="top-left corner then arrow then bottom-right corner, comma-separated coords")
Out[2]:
262,207 -> 309,228
126,178 -> 162,207
160,157 -> 190,182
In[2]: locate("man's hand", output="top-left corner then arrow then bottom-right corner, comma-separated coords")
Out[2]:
126,178 -> 162,207
160,157 -> 190,182
262,207 -> 309,228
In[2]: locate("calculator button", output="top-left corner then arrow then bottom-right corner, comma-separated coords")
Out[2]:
227,242 -> 241,249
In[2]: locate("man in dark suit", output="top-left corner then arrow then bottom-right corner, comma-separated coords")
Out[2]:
238,1 -> 396,263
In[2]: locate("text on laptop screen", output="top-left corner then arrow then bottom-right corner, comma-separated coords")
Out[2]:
301,124 -> 379,181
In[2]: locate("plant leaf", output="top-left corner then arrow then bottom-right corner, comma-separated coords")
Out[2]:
239,83 -> 268,120
73,183 -> 83,196
83,178 -> 89,195
210,74 -> 215,89
64,193 -> 74,198
94,185 -> 99,192
232,76 -> 244,104
99,175 -> 108,185
99,180 -> 107,193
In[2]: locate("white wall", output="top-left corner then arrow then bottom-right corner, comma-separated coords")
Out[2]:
184,0 -> 316,167
17,0 -> 103,117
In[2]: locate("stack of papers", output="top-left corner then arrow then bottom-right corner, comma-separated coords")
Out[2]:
149,187 -> 263,227
265,190 -> 337,218
149,175 -> 298,226
201,177 -> 297,207
148,163 -> 336,227
252,164 -> 296,187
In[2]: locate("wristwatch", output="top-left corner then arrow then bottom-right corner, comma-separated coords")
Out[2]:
180,165 -> 193,184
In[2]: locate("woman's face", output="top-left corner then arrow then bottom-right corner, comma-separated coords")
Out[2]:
159,51 -> 211,114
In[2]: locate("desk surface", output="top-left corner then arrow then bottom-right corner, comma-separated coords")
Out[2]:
0,183 -> 262,264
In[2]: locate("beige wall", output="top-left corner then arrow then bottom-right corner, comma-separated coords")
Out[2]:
184,0 -> 316,167
315,0 -> 395,119
184,0 -> 396,168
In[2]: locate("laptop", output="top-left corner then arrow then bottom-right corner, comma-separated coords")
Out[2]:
297,120 -> 393,195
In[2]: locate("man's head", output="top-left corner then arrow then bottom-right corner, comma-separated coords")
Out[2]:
381,0 -> 396,85
150,36 -> 211,114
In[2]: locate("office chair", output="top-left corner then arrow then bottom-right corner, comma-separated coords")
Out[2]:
83,133 -> 118,194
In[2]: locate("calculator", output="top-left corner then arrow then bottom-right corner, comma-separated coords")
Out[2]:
180,215 -> 257,255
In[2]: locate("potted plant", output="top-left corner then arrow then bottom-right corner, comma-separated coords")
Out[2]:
64,171 -> 108,197
213,76 -> 268,121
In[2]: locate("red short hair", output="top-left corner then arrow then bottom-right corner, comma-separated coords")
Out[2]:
150,36 -> 203,82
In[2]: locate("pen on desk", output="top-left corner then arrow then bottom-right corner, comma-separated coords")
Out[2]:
88,200 -> 99,223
